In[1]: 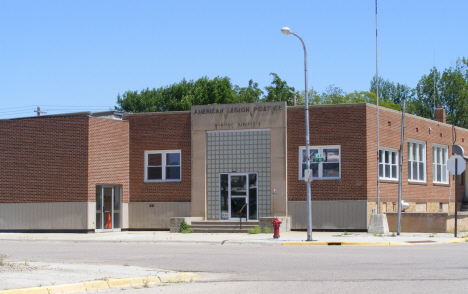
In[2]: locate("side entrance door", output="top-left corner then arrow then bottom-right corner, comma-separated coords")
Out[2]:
96,185 -> 121,232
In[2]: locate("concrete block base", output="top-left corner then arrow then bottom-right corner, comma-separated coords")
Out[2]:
259,217 -> 291,233
368,214 -> 389,234
170,217 -> 204,233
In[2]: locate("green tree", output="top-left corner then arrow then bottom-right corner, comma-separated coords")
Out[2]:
234,79 -> 263,103
408,58 -> 468,128
263,73 -> 298,105
370,76 -> 412,104
116,76 -> 261,113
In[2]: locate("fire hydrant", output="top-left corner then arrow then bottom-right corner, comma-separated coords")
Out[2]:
271,217 -> 282,239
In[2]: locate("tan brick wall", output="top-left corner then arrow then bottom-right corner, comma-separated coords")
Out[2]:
124,112 -> 191,202
287,104 -> 368,201
0,116 -> 89,203
88,118 -> 129,203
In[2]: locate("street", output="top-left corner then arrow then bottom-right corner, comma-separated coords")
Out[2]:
1,241 -> 468,293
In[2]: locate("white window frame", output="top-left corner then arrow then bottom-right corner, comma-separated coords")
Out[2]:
379,148 -> 399,181
433,144 -> 449,184
299,145 -> 341,180
407,139 -> 426,183
144,150 -> 182,182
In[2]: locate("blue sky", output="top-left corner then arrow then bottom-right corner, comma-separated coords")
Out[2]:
1,1 -> 467,118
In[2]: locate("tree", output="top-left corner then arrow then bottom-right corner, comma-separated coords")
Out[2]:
116,76 -> 261,113
370,76 -> 412,104
234,80 -> 263,103
263,73 -> 298,105
408,58 -> 468,128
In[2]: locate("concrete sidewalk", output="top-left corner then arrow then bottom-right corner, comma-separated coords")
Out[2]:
0,230 -> 467,246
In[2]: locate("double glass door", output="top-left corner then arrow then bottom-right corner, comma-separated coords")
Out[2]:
96,185 -> 121,232
220,173 -> 257,221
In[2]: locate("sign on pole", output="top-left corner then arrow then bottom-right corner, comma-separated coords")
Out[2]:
304,169 -> 313,183
448,155 -> 466,175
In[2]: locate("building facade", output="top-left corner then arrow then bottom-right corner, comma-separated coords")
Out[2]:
1,103 -> 467,232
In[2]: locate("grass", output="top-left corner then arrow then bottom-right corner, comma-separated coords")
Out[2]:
95,277 -> 110,281
180,220 -> 194,233
0,254 -> 8,266
248,226 -> 261,234
264,227 -> 273,234
123,263 -> 130,266
142,278 -> 149,288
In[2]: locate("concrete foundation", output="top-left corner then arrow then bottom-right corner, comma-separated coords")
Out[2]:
368,214 -> 389,234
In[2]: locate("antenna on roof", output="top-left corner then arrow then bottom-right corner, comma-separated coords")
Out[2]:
34,106 -> 47,116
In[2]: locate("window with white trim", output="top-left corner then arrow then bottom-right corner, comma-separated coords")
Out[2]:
433,144 -> 448,184
407,140 -> 426,182
145,150 -> 181,181
299,146 -> 340,180
379,148 -> 398,180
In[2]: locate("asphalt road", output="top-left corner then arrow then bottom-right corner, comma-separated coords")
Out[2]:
2,241 -> 468,293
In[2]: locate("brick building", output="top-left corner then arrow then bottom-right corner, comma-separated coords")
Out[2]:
1,103 -> 467,232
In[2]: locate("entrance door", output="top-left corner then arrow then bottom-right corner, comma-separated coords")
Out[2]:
96,185 -> 121,232
220,173 -> 257,221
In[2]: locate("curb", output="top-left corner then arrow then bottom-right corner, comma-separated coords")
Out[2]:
0,273 -> 199,294
282,241 -> 411,246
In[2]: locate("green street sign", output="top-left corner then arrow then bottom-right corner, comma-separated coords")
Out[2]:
314,153 -> 322,158
312,157 -> 324,162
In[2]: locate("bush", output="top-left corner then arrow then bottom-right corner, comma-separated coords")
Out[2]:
263,227 -> 273,234
248,226 -> 262,234
179,220 -> 194,233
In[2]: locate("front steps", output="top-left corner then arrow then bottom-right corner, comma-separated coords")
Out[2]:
190,221 -> 259,233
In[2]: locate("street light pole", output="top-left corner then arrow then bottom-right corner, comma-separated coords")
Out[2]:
281,27 -> 313,241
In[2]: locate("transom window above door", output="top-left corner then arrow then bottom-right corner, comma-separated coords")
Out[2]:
145,150 -> 181,181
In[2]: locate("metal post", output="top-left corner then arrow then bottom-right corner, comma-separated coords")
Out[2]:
290,32 -> 312,241
281,27 -> 312,241
397,99 -> 406,235
455,159 -> 458,237
375,0 -> 380,214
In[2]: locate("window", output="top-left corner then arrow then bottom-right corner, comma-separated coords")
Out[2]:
299,146 -> 340,180
145,150 -> 181,181
379,148 -> 398,180
407,140 -> 426,182
433,144 -> 448,184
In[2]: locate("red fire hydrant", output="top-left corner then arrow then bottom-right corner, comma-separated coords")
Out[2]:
271,217 -> 282,239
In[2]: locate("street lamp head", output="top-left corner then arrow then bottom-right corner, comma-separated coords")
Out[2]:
281,27 -> 292,35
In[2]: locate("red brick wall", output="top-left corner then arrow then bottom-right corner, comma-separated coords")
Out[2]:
0,117 -> 89,203
366,104 -> 468,205
287,104 -> 368,201
88,118 -> 130,203
124,112 -> 191,202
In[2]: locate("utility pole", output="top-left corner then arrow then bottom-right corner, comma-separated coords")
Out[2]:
34,106 -> 47,116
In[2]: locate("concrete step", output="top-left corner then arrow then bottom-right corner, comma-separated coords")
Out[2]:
191,221 -> 259,226
190,221 -> 259,233
192,228 -> 252,233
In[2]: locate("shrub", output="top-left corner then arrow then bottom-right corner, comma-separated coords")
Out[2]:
180,220 -> 194,233
248,226 -> 262,234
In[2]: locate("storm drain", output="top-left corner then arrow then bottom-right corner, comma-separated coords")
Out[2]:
327,242 -> 342,246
